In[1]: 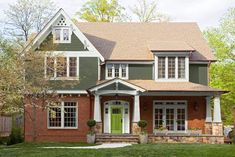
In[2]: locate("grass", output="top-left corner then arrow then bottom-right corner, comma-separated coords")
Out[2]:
0,142 -> 235,157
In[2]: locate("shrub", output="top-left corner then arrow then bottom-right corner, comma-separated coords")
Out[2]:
7,127 -> 23,145
137,120 -> 147,134
87,119 -> 96,135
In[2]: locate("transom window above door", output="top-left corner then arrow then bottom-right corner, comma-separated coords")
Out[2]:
155,55 -> 189,81
106,64 -> 128,79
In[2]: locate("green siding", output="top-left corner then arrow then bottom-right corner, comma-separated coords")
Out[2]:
129,64 -> 152,80
38,33 -> 88,51
50,57 -> 98,90
189,64 -> 208,85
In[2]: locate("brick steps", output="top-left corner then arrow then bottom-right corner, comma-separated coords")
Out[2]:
96,134 -> 139,144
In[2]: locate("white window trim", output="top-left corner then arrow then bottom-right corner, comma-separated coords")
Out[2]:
153,100 -> 188,133
105,63 -> 129,80
155,55 -> 189,82
45,56 -> 79,80
47,101 -> 78,129
52,26 -> 72,44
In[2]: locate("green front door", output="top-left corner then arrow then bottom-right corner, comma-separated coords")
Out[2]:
111,107 -> 122,134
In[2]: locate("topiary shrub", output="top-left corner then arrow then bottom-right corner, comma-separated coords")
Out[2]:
137,120 -> 148,134
87,119 -> 96,135
7,127 -> 23,145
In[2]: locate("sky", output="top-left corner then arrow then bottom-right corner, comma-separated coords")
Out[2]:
0,0 -> 235,31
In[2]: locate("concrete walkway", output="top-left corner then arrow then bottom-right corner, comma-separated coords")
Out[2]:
42,143 -> 132,149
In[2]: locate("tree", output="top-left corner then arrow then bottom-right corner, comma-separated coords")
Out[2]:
131,0 -> 171,22
77,0 -> 125,22
5,0 -> 56,42
204,7 -> 235,125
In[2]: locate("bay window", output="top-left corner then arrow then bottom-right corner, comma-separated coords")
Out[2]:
106,63 -> 128,79
48,101 -> 77,128
156,55 -> 188,81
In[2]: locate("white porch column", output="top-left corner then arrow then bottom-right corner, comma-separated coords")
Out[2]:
94,94 -> 101,122
213,95 -> 222,122
132,94 -> 140,122
205,96 -> 212,122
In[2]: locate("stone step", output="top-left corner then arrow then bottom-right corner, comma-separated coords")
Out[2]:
96,134 -> 139,144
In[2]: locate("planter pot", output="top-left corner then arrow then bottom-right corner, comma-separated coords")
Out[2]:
87,134 -> 96,144
188,130 -> 202,135
139,134 -> 148,144
153,129 -> 168,135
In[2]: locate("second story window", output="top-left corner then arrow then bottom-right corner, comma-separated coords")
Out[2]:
53,27 -> 71,43
46,57 -> 78,79
156,56 -> 188,81
106,63 -> 128,79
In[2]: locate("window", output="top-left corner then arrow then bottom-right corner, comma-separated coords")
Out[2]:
168,57 -> 175,78
178,57 -> 185,79
69,57 -> 77,77
53,27 -> 71,43
48,101 -> 77,128
106,64 -> 128,79
156,56 -> 187,80
46,57 -> 78,78
158,57 -> 165,78
154,101 -> 187,132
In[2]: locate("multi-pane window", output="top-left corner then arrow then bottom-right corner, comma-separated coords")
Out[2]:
56,57 -> 67,77
46,57 -> 78,78
69,57 -> 77,77
53,27 -> 71,43
178,57 -> 185,79
48,102 -> 77,128
168,57 -> 175,78
156,56 -> 186,80
158,57 -> 165,78
154,101 -> 187,132
106,64 -> 128,79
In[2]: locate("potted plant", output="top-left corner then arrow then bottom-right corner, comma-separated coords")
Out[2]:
86,119 -> 96,144
137,120 -> 148,144
154,125 -> 168,135
188,128 -> 202,135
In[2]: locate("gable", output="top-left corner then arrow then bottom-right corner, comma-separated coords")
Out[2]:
100,82 -> 135,91
37,33 -> 88,51
24,8 -> 104,61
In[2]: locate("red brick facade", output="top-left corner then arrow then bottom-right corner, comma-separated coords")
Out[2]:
24,95 -> 207,142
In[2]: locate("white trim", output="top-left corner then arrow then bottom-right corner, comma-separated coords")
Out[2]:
153,52 -> 191,56
44,51 -> 101,57
96,90 -> 138,96
89,78 -> 146,93
103,100 -> 130,134
153,100 -> 188,133
205,96 -> 212,122
106,61 -> 154,64
142,92 -> 217,96
132,94 -> 140,122
48,90 -> 87,94
105,63 -> 129,80
47,101 -> 78,129
94,94 -> 102,122
213,96 -> 222,122
24,8 -> 104,62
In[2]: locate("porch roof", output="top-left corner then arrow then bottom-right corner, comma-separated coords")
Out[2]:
91,79 -> 226,94
127,80 -> 226,93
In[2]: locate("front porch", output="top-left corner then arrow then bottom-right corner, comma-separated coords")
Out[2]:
88,78 -> 225,143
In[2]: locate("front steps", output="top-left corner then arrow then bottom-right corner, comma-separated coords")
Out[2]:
96,134 -> 139,144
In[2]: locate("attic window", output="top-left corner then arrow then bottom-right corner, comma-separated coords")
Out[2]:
53,27 -> 71,43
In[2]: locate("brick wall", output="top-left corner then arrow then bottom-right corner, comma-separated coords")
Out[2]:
24,95 -> 91,142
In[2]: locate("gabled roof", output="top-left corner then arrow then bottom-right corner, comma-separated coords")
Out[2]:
76,22 -> 215,61
148,41 -> 195,52
23,8 -> 104,61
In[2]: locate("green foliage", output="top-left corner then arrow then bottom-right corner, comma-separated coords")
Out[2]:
7,127 -> 23,145
204,7 -> 235,125
87,119 -> 96,134
138,120 -> 147,134
77,0 -> 125,22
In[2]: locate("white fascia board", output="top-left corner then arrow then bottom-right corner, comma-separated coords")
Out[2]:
24,8 -> 104,62
106,61 -> 154,64
44,51 -> 100,57
153,52 -> 190,56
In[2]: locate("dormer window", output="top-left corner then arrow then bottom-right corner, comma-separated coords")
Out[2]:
106,63 -> 128,79
53,27 -> 71,43
155,54 -> 189,82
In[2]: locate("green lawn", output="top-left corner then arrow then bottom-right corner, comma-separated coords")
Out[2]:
0,142 -> 235,157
